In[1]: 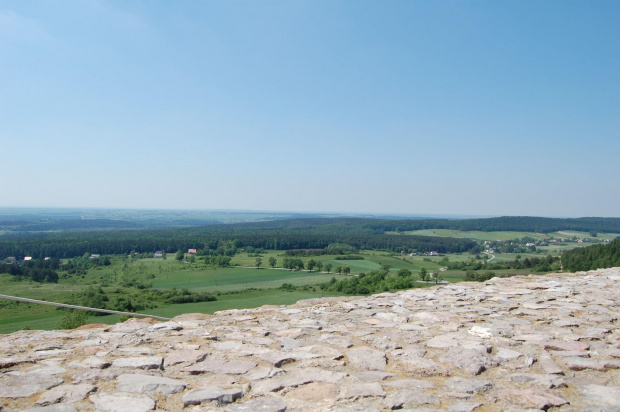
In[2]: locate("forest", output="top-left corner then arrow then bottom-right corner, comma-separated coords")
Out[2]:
561,239 -> 620,271
363,216 -> 620,234
0,218 -> 477,259
2,216 -> 618,260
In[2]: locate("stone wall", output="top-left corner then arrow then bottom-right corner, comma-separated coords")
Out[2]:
1,268 -> 619,411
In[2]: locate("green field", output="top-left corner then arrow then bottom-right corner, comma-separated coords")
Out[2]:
0,256 -> 356,334
0,288 -> 343,334
0,235 -> 584,334
152,267 -> 340,292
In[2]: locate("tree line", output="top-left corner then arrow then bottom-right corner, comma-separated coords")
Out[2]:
0,219 -> 477,259
561,239 -> 620,271
363,216 -> 620,234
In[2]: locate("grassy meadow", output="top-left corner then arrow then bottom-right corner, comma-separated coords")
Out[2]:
0,234 -> 585,334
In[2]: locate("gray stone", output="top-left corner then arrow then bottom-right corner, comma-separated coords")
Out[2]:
285,382 -> 339,401
506,373 -> 566,389
497,389 -> 569,410
36,384 -> 96,405
0,357 -> 33,369
183,386 -> 243,406
580,384 -> 620,408
256,351 -> 296,367
339,381 -> 385,399
163,349 -> 208,367
186,359 -> 256,374
496,347 -> 523,360
543,341 -> 589,351
346,347 -> 387,371
384,388 -> 439,409
443,377 -> 492,393
354,371 -> 394,382
89,393 -> 156,412
117,374 -> 188,395
111,356 -> 162,370
448,401 -> 483,412
440,346 -> 498,375
148,321 -> 182,331
224,397 -> 288,411
23,405 -> 79,412
538,352 -> 564,374
71,356 -> 111,369
399,355 -> 450,376
383,379 -> 435,389
0,373 -> 64,398
563,356 -> 618,371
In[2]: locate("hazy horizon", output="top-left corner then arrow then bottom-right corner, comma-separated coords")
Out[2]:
1,1 -> 618,217
0,206 -> 614,220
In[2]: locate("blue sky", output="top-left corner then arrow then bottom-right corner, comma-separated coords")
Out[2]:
1,1 -> 618,217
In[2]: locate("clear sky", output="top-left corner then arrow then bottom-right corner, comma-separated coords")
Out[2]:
1,1 -> 618,217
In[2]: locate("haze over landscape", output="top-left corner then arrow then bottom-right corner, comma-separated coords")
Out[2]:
1,1 -> 619,217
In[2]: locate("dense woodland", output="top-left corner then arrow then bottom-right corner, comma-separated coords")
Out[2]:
561,239 -> 620,271
0,219 -> 477,259
2,216 -> 619,260
364,216 -> 620,234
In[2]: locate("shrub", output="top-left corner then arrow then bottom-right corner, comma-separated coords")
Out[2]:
57,310 -> 88,330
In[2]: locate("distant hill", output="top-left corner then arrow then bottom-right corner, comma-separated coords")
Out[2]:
362,216 -> 620,234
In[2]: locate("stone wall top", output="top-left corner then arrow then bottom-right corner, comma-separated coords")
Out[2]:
1,268 -> 619,411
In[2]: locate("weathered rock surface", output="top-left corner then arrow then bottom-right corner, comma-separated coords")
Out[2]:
1,267 -> 620,411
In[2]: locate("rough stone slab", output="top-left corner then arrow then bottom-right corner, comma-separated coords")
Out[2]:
185,359 -> 256,375
354,371 -> 394,382
36,384 -> 96,405
117,374 -> 188,395
580,384 -> 620,408
440,346 -> 498,375
0,357 -> 34,369
300,367 -> 346,383
224,397 -> 288,412
163,349 -> 208,367
384,388 -> 439,409
24,405 -> 79,412
148,321 -> 182,331
0,373 -> 64,398
563,356 -> 617,371
183,386 -> 243,406
286,382 -> 339,401
89,393 -> 156,412
383,379 -> 435,389
448,401 -> 483,412
255,351 -> 296,367
506,373 -> 566,389
443,377 -> 492,394
543,341 -> 590,351
345,346 -> 386,371
497,389 -> 569,410
538,352 -> 564,375
496,348 -> 523,360
71,356 -> 111,369
111,356 -> 162,370
399,356 -> 450,377
339,381 -> 385,399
